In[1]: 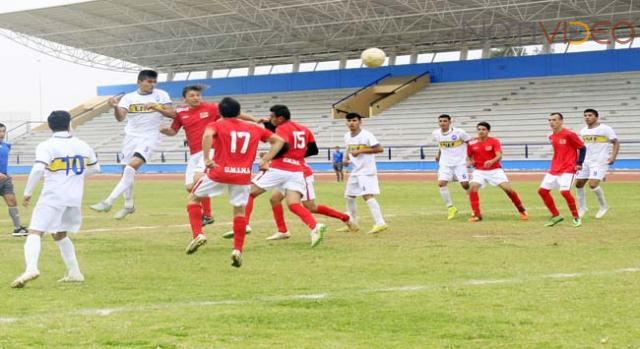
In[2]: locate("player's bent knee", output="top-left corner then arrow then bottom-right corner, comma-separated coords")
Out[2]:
52,232 -> 67,241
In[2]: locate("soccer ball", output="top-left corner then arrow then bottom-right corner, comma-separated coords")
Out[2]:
361,48 -> 386,68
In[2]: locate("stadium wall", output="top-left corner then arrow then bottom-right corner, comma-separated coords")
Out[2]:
98,48 -> 640,98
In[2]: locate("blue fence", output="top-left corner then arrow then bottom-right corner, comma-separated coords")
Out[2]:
8,159 -> 640,175
98,49 -> 640,98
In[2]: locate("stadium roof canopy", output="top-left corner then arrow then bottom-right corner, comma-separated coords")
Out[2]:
0,0 -> 638,73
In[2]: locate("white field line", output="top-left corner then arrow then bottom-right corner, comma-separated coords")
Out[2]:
1,267 -> 638,325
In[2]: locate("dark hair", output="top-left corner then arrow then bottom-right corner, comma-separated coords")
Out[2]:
48,110 -> 71,132
477,121 -> 491,131
270,105 -> 291,120
438,114 -> 451,120
549,112 -> 564,120
219,97 -> 241,118
345,112 -> 362,120
583,108 -> 599,117
182,85 -> 204,98
0,123 -> 5,130
137,69 -> 158,81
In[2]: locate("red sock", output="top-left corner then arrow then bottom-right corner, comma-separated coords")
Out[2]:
507,191 -> 526,213
187,203 -> 203,239
244,195 -> 255,224
288,203 -> 316,229
560,190 -> 579,219
201,196 -> 212,217
316,204 -> 349,222
538,188 -> 560,216
272,204 -> 288,233
469,191 -> 481,217
233,216 -> 247,251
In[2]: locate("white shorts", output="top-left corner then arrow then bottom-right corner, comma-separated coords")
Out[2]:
121,134 -> 159,164
29,203 -> 82,233
470,169 -> 509,188
540,173 -> 575,191
252,168 -> 306,195
345,175 -> 380,197
192,176 -> 251,207
438,164 -> 469,182
278,175 -> 316,201
185,151 -> 206,186
576,163 -> 608,181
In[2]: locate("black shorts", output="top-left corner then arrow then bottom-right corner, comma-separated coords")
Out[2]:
0,177 -> 15,196
333,163 -> 343,172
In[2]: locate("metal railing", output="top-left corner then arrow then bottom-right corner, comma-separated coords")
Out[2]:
6,121 -> 47,142
7,141 -> 639,165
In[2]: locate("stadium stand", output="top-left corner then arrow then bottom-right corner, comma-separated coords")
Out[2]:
7,71 -> 640,164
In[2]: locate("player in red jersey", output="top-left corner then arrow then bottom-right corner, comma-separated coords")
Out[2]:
538,112 -> 586,227
184,97 -> 285,267
466,122 -> 527,222
261,156 -> 357,241
161,85 -> 265,226
228,105 -> 327,247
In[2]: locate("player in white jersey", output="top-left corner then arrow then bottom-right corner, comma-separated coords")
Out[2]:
432,114 -> 471,220
575,108 -> 619,219
90,70 -> 174,219
11,111 -> 100,288
342,112 -> 387,234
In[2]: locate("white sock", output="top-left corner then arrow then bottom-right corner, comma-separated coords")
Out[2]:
366,198 -> 386,226
346,197 -> 357,223
591,186 -> 608,208
24,234 -> 41,273
56,237 -> 81,276
106,165 -> 136,204
576,187 -> 586,211
124,185 -> 135,208
439,187 -> 453,207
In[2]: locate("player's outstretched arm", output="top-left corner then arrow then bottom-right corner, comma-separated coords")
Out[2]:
145,103 -> 176,119
160,127 -> 179,136
260,134 -> 286,169
239,112 -> 268,124
108,94 -> 128,122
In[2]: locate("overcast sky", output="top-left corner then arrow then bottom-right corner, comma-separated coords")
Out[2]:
0,0 -> 137,126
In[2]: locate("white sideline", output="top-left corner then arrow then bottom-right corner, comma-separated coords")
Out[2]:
1,267 -> 638,325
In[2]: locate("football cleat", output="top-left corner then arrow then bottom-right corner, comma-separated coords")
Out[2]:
202,215 -> 215,226
468,215 -> 482,222
222,225 -> 252,239
595,207 -> 609,219
366,224 -> 388,234
572,217 -> 582,227
519,211 -> 529,221
58,273 -> 85,283
231,249 -> 243,268
114,206 -> 135,220
90,201 -> 112,213
310,224 -> 326,247
11,226 -> 28,237
447,206 -> 458,220
185,234 -> 208,255
265,232 -> 291,241
10,270 -> 40,288
544,216 -> 564,227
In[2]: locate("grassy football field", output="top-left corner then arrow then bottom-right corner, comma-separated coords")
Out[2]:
1,176 -> 639,348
